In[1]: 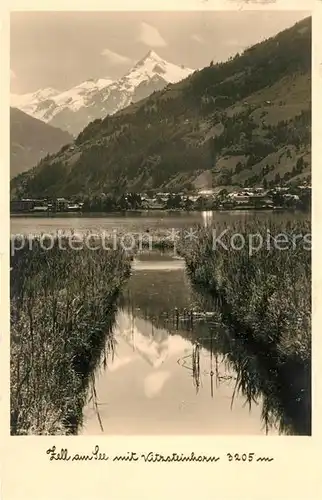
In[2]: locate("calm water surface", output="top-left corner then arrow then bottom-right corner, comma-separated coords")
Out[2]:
81,251 -> 279,435
12,212 -> 304,434
10,210 -> 304,236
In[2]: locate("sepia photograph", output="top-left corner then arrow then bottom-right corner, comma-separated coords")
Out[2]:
10,9 -> 311,437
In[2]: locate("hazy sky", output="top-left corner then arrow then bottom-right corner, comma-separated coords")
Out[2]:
10,10 -> 309,94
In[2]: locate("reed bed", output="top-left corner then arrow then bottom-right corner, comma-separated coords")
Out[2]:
10,235 -> 131,435
178,217 -> 311,435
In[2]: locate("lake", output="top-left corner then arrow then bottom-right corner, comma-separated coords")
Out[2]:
80,251 -> 279,435
11,211 -> 308,435
11,209 -> 306,237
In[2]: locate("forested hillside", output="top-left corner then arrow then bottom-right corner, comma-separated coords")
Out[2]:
11,17 -> 311,198
10,107 -> 72,179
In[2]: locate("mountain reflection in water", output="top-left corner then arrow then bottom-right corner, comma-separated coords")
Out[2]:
81,310 -> 272,435
81,253 -> 279,435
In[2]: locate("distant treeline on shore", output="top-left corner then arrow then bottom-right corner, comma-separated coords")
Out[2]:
10,185 -> 311,214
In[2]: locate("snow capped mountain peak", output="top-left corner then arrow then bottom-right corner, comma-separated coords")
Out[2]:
131,50 -> 164,70
139,49 -> 164,63
11,52 -> 194,135
122,50 -> 193,87
33,87 -> 60,99
147,49 -> 159,58
74,77 -> 114,91
11,77 -> 115,124
11,87 -> 60,109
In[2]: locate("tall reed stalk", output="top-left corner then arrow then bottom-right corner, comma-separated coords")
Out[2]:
179,217 -> 311,435
10,235 -> 130,435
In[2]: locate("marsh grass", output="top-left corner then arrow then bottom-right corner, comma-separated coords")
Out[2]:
178,217 -> 311,435
10,235 -> 130,435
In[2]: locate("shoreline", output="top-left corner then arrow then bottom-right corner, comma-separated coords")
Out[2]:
180,218 -> 311,435
10,207 -> 302,218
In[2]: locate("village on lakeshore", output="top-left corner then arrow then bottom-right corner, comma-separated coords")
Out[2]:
10,184 -> 311,214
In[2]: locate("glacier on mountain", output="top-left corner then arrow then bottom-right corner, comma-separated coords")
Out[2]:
11,50 -> 194,136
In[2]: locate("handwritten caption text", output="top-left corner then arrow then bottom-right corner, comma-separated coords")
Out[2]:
46,446 -> 274,463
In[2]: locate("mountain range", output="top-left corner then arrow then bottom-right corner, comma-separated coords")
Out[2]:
11,17 -> 311,198
10,107 -> 73,179
11,51 -> 194,136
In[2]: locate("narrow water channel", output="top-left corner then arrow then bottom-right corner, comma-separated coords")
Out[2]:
81,253 -> 278,435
